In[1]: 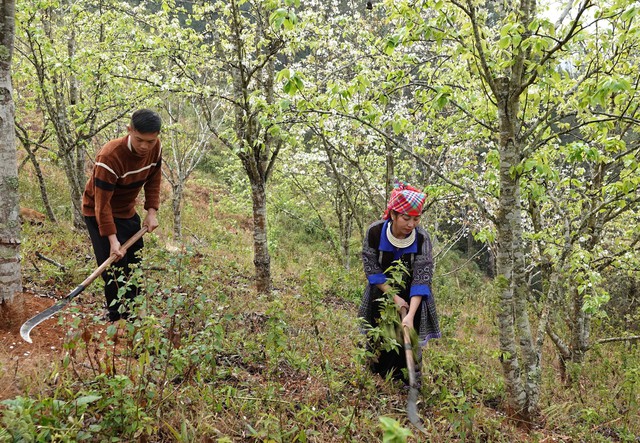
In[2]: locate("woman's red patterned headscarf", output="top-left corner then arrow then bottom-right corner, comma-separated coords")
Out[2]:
383,180 -> 426,220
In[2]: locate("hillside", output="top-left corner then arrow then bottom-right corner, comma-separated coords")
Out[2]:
1,170 -> 639,442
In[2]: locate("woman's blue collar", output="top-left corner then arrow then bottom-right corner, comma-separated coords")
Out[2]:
379,219 -> 418,253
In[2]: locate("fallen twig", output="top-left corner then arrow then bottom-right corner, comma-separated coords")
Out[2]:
144,266 -> 168,271
35,252 -> 67,271
596,335 -> 640,345
30,259 -> 40,273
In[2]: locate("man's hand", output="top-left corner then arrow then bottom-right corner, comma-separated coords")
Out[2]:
143,208 -> 159,232
108,234 -> 124,261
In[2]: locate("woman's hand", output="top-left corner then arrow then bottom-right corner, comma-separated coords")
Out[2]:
401,313 -> 414,329
375,283 -> 409,311
402,295 -> 422,330
394,294 -> 409,311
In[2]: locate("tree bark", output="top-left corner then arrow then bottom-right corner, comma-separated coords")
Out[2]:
494,78 -> 528,418
61,27 -> 86,227
339,208 -> 353,271
15,127 -> 57,222
385,140 -> 394,201
494,74 -> 539,420
59,144 -> 85,227
172,183 -> 183,240
0,0 -> 22,302
249,177 -> 271,294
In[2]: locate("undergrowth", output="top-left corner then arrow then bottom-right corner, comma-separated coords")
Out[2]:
2,170 -> 639,442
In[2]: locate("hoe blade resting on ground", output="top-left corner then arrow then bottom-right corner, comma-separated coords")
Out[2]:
400,306 -> 427,434
20,226 -> 148,343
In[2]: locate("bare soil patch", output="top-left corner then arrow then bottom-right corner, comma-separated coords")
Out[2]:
0,290 -> 106,401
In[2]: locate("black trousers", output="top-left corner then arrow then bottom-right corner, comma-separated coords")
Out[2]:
85,214 -> 144,320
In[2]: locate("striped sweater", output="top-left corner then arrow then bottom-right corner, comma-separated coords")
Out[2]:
82,135 -> 162,236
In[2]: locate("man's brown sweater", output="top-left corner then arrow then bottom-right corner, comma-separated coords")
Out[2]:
82,135 -> 162,236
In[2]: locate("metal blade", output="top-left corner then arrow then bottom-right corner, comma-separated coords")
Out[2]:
406,384 -> 427,433
20,226 -> 147,343
19,297 -> 71,343
399,306 -> 427,434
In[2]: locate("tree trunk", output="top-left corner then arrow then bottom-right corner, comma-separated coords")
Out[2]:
247,171 -> 271,294
340,213 -> 352,271
17,136 -> 56,222
385,141 -> 394,201
0,0 -> 21,302
66,27 -> 85,227
495,143 -> 528,418
494,76 -> 539,421
172,183 -> 183,240
223,0 -> 287,295
570,286 -> 589,364
513,207 -> 541,418
60,146 -> 86,227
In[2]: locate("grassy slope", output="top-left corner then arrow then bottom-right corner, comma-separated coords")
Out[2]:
4,166 -> 639,442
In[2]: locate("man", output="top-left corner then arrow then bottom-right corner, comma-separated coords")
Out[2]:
82,109 -> 162,321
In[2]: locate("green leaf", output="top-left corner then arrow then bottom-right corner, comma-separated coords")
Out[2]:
106,324 -> 118,337
433,86 -> 451,110
621,5 -> 640,21
392,119 -> 403,135
498,36 -> 511,49
283,10 -> 298,30
276,68 -> 291,82
486,149 -> 500,168
270,8 -> 288,28
499,23 -> 513,37
279,99 -> 291,110
384,36 -> 399,55
379,416 -> 413,442
528,18 -> 540,31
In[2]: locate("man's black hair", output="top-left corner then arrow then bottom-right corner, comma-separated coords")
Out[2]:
131,109 -> 162,134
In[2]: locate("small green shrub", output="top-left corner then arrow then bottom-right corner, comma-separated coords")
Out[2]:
378,416 -> 413,443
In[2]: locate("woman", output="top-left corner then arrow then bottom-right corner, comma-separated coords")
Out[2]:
358,180 -> 441,382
